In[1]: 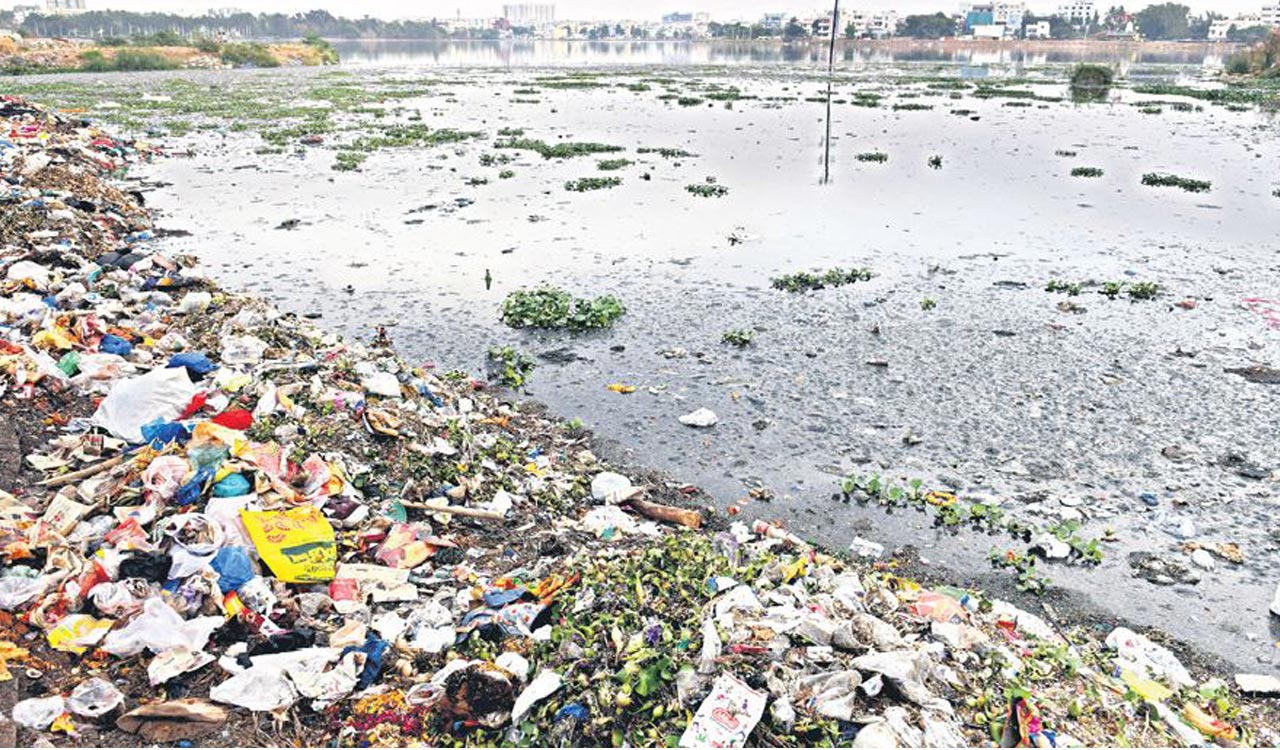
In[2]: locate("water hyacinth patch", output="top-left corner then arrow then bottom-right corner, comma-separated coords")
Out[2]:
495,137 -> 623,159
1141,173 -> 1211,193
721,329 -> 755,347
1070,167 -> 1104,178
771,267 -> 873,293
597,158 -> 633,171
565,176 -> 621,192
855,151 -> 889,163
500,287 -> 626,331
686,183 -> 728,198
486,346 -> 536,389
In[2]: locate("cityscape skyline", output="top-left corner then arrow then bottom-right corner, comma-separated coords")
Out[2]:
3,0 -> 1265,20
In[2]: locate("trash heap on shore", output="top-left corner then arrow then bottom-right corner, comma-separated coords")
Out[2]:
1,95 -> 1277,748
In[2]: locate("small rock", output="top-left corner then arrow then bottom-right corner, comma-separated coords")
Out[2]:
678,408 -> 718,428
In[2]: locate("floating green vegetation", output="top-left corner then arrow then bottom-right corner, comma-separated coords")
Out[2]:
721,329 -> 755,347
499,169 -> 515,179
636,147 -> 694,158
466,176 -> 489,186
1054,150 -> 1078,157
479,152 -> 514,167
1138,105 -> 1164,115
486,346 -> 536,389
332,151 -> 366,172
1141,173 -> 1211,193
1070,167 -> 1104,178
596,158 -> 634,171
840,472 -> 1104,592
855,151 -> 889,163
927,154 -> 944,169
533,77 -> 606,89
565,176 -> 622,192
1068,63 -> 1115,103
676,96 -> 705,107
259,115 -> 333,147
927,80 -> 972,90
500,288 -> 626,331
989,549 -> 1052,594
771,267 -> 873,293
1045,279 -> 1084,296
920,298 -> 937,311
495,138 -> 624,159
850,93 -> 882,108
685,183 -> 729,198
497,127 -> 525,137
512,88 -> 540,95
345,124 -> 483,154
625,82 -> 652,92
1004,101 -> 1034,108
892,102 -> 934,111
704,88 -> 755,101
1272,188 -> 1280,198
1099,281 -> 1161,301
1126,281 -> 1162,300
1132,83 -> 1276,105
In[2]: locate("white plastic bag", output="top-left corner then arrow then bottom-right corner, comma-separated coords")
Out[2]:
12,695 -> 67,729
102,597 -> 223,657
91,367 -> 199,443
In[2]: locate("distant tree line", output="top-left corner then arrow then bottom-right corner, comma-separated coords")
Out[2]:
16,9 -> 451,40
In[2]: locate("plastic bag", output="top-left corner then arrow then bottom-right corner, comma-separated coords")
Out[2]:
12,695 -> 66,729
241,506 -> 336,583
48,613 -> 114,654
102,597 -> 223,657
679,673 -> 766,748
91,366 -> 200,443
143,455 -> 190,502
68,676 -> 125,718
210,546 -> 255,593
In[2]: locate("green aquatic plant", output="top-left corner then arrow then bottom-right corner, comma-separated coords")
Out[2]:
1141,173 -> 1211,193
676,96 -> 705,107
597,158 -> 634,171
892,102 -> 934,111
498,169 -> 514,179
1071,167 -> 1104,178
721,329 -> 755,347
495,138 -> 623,159
920,298 -> 937,311
637,147 -> 695,158
1126,281 -> 1161,301
855,151 -> 889,163
500,288 -> 626,331
332,151 -> 366,172
1100,281 -> 1125,299
1045,280 -> 1084,296
486,346 -> 536,389
565,176 -> 621,192
1069,63 -> 1115,103
685,183 -> 729,198
927,155 -> 944,169
1055,150 -> 1079,157
771,267 -> 873,293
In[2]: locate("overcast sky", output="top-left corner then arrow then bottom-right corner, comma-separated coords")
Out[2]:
7,0 -> 1260,20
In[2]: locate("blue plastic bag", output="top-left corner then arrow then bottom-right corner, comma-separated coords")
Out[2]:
140,418 -> 192,448
168,352 -> 217,379
212,473 -> 251,498
211,546 -> 255,593
99,334 -> 133,356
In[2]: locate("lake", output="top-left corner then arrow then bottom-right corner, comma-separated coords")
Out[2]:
330,38 -> 1234,69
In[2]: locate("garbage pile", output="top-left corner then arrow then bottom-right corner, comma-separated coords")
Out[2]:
2,95 -> 1278,748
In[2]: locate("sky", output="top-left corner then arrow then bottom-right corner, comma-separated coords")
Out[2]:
6,0 -> 1261,20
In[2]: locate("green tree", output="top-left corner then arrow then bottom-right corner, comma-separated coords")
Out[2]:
1135,3 -> 1190,40
783,16 -> 809,40
900,13 -> 957,39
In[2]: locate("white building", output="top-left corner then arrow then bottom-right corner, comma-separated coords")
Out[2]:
1025,19 -> 1051,38
503,4 -> 555,28
44,0 -> 85,12
845,9 -> 899,37
1057,1 -> 1095,25
1209,14 -> 1266,40
1262,4 -> 1280,26
993,2 -> 1025,31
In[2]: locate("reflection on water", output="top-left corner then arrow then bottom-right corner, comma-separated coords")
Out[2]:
331,39 -> 1228,68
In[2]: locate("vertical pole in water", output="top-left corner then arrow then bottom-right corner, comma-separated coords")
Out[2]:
823,0 -> 840,184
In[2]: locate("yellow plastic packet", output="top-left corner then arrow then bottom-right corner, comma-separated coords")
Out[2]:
241,506 -> 337,583
47,614 -> 113,654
